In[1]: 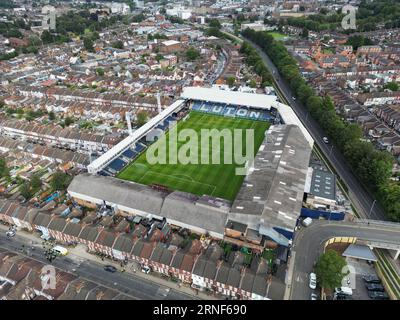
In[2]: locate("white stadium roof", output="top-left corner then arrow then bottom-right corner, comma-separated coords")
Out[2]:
181,86 -> 277,110
87,99 -> 185,173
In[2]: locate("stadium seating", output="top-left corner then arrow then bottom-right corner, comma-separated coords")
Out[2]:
191,101 -> 275,122
107,158 -> 126,172
122,148 -> 137,159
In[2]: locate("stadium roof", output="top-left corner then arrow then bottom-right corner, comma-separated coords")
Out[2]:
229,125 -> 312,245
87,99 -> 185,173
181,86 -> 277,110
67,175 -> 228,238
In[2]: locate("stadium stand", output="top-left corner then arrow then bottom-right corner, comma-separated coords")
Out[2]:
191,101 -> 275,122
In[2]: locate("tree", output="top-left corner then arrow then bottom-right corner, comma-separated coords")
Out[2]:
301,28 -> 309,38
30,174 -> 42,190
226,76 -> 236,87
186,47 -> 200,61
83,37 -> 94,52
19,182 -> 32,200
249,79 -> 257,88
112,40 -> 124,49
96,67 -> 104,76
64,117 -> 74,127
41,30 -> 53,44
136,110 -> 148,127
0,158 -> 9,178
384,82 -> 399,91
48,111 -> 55,120
50,172 -> 71,191
315,250 -> 348,290
208,19 -> 221,29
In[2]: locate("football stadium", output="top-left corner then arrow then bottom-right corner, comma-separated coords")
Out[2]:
117,110 -> 270,201
69,87 -> 313,248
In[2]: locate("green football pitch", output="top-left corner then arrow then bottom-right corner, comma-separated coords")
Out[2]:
117,111 -> 270,201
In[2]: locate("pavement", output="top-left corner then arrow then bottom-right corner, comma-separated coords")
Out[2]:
244,37 -> 386,221
0,224 -> 218,300
288,219 -> 400,300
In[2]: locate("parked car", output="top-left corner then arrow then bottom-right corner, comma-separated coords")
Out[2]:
310,293 -> 318,300
335,287 -> 353,296
6,230 -> 15,237
322,137 -> 329,144
334,293 -> 353,300
309,272 -> 317,290
365,283 -> 385,292
363,275 -> 381,284
104,265 -> 117,273
368,291 -> 389,300
141,266 -> 151,274
302,217 -> 313,227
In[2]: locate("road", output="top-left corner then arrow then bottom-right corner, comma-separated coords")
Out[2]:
244,38 -> 386,221
0,231 -> 193,300
289,219 -> 400,300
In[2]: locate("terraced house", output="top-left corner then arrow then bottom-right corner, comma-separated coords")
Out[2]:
0,199 -> 271,300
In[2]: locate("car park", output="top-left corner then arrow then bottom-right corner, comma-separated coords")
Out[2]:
309,272 -> 317,290
104,265 -> 117,273
365,283 -> 385,292
368,291 -> 389,300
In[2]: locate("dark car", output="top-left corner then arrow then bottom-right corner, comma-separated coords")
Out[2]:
335,294 -> 353,300
365,283 -> 385,292
363,275 -> 381,284
368,291 -> 389,300
104,265 -> 117,273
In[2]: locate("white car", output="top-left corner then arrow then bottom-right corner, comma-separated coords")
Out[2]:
292,96 -> 296,100
323,137 -> 329,144
310,293 -> 318,300
6,230 -> 15,237
309,272 -> 317,290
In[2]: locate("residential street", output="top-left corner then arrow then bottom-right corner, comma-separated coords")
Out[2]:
245,38 -> 386,221
0,228 -> 195,300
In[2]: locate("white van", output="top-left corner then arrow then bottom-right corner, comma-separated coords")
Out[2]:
335,287 -> 353,296
52,245 -> 68,256
302,217 -> 313,227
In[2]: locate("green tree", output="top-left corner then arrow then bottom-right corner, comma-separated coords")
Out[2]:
315,250 -> 347,289
30,174 -> 42,190
50,172 -> 71,191
249,79 -> 257,88
208,19 -> 221,29
186,47 -> 200,61
19,182 -> 32,200
383,82 -> 399,91
226,76 -> 236,87
41,30 -> 53,44
112,40 -> 124,49
0,158 -> 9,178
83,37 -> 94,52
96,67 -> 105,76
136,110 -> 148,127
48,111 -> 55,120
64,117 -> 74,127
